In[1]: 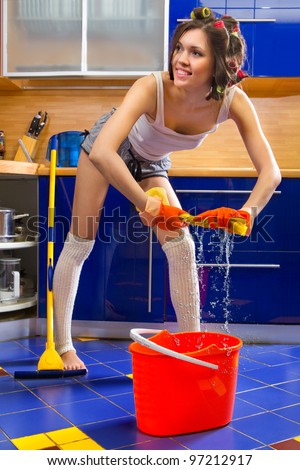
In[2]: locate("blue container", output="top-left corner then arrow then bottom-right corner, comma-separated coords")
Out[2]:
46,131 -> 84,167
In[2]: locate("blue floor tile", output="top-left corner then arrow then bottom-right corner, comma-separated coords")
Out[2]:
32,382 -> 100,406
246,351 -> 299,366
0,440 -> 17,450
0,390 -> 46,415
0,407 -> 71,439
105,359 -> 132,375
173,426 -> 263,450
54,397 -> 130,426
242,362 -> 300,385
274,404 -> 300,424
122,438 -> 188,450
74,340 -> 120,352
108,392 -> 136,415
232,397 -> 265,420
231,411 -> 300,445
75,363 -> 122,381
1,337 -> 300,450
86,376 -> 133,397
238,385 -> 300,410
275,379 -> 300,396
80,416 -> 151,450
84,349 -> 132,363
0,376 -> 26,393
236,374 -> 266,393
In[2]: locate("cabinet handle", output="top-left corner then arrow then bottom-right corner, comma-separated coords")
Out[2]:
148,229 -> 153,313
177,18 -> 276,23
198,264 -> 280,268
176,190 -> 281,194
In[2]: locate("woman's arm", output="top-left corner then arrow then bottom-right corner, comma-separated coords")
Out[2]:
229,88 -> 282,217
88,75 -> 157,212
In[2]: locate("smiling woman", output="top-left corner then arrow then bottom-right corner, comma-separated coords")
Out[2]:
51,6 -> 281,371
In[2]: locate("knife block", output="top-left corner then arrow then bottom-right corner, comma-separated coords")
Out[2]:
14,135 -> 39,162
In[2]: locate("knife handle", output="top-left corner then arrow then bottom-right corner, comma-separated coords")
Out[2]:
28,116 -> 40,136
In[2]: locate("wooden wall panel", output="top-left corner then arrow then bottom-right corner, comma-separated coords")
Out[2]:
0,85 -> 299,170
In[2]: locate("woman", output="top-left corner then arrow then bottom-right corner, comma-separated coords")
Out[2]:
53,7 -> 281,370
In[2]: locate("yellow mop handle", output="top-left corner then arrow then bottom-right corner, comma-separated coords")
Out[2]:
46,137 -> 57,348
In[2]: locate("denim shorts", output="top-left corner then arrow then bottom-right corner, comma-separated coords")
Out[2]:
81,108 -> 171,181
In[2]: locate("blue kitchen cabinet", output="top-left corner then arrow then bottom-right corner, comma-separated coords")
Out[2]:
38,176 -> 165,324
165,177 -> 297,325
252,8 -> 300,77
170,1 -> 300,76
170,176 -> 284,253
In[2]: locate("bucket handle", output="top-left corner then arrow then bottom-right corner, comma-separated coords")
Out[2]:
130,329 -> 218,370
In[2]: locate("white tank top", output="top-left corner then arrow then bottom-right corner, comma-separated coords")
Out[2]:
128,71 -> 237,162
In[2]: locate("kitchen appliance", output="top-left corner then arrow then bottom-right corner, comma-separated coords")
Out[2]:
0,207 -> 29,241
0,257 -> 21,302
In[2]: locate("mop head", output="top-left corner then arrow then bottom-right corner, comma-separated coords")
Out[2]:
14,368 -> 87,379
14,344 -> 87,379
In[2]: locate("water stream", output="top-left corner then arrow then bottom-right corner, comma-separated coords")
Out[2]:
195,229 -> 235,332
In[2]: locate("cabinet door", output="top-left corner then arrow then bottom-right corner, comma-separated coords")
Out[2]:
253,7 -> 300,77
165,177 -> 288,325
3,0 -> 168,77
4,0 -> 83,75
87,0 -> 166,73
38,177 -> 164,323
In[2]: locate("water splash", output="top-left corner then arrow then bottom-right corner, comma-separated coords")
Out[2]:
195,228 -> 234,331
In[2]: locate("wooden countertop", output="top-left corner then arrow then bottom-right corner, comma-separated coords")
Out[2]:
0,159 -> 298,177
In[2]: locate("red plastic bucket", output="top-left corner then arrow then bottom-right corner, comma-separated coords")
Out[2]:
129,329 -> 243,437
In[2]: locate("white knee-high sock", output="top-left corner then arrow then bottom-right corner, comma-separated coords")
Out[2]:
162,232 -> 200,332
53,232 -> 95,355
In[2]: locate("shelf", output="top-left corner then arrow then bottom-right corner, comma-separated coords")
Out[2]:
0,294 -> 37,313
0,240 -> 37,250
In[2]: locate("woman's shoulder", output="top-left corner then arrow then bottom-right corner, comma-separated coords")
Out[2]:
228,86 -> 254,117
228,85 -> 260,129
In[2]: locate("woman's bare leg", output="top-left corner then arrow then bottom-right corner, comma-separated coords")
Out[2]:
53,151 -> 109,370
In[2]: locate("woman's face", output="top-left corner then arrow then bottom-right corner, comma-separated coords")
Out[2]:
171,28 -> 215,91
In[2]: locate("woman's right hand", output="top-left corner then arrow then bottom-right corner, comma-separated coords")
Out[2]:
139,196 -> 189,231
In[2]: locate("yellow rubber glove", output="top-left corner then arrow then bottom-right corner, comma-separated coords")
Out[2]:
138,187 -> 189,231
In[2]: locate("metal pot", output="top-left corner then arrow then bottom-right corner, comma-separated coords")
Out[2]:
0,207 -> 29,241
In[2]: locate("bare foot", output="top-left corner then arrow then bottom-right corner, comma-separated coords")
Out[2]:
61,350 -> 87,371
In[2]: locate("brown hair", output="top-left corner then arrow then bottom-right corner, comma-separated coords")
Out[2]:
168,7 -> 248,101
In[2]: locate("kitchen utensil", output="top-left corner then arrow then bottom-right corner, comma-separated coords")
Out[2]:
34,112 -> 48,138
0,208 -> 29,240
18,138 -> 33,162
0,258 -> 21,302
14,111 -> 48,162
27,111 -> 42,137
14,136 -> 87,379
14,135 -> 39,162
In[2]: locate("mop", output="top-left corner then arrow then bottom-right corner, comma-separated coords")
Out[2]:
14,136 -> 87,379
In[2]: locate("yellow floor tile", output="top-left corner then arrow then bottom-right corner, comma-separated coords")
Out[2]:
46,427 -> 88,445
60,439 -> 104,450
12,433 -> 54,450
76,338 -> 99,342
